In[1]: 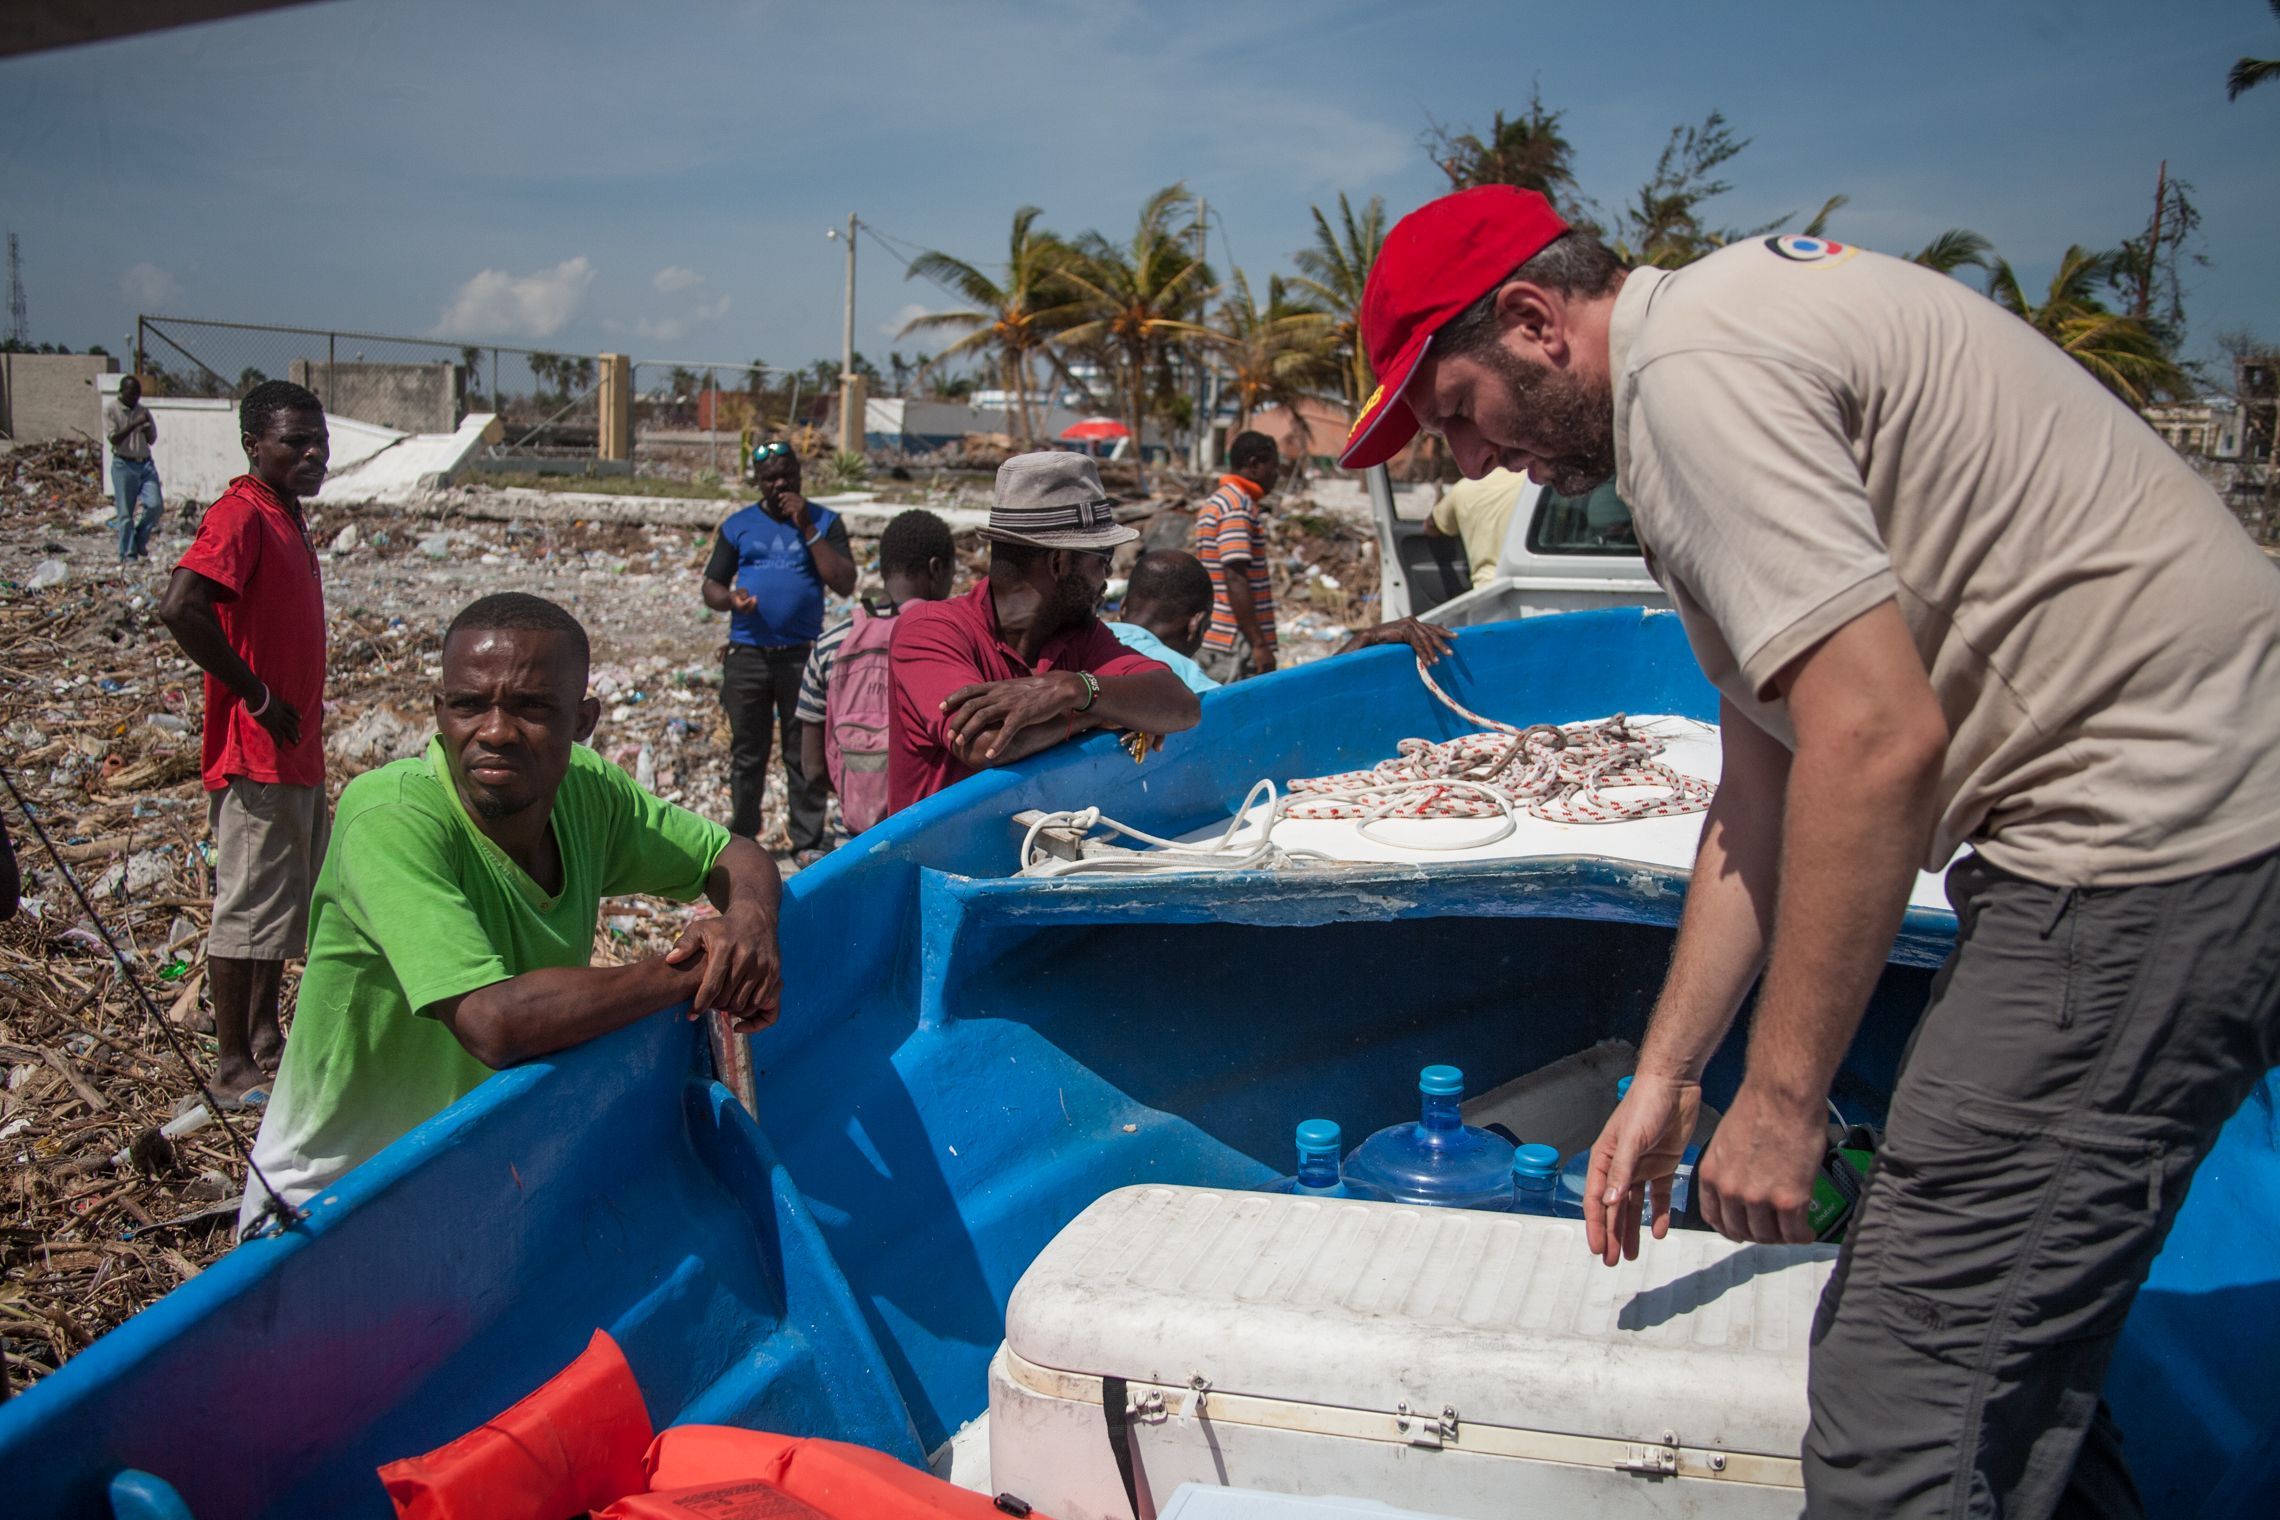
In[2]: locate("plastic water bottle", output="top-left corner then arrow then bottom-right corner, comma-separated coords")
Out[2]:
1260,1119 -> 1390,1200
1343,1065 -> 1516,1211
1510,1143 -> 1562,1217
1556,1074 -> 1699,1222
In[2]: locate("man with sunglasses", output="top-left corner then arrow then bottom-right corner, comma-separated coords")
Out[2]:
701,442 -> 856,863
887,452 -> 1200,814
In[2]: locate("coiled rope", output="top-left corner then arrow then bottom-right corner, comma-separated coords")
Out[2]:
1016,659 -> 1716,877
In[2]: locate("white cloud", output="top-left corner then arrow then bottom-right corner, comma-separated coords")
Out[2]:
653,265 -> 703,294
432,257 -> 594,340
119,263 -> 182,309
881,301 -> 933,341
694,293 -> 731,322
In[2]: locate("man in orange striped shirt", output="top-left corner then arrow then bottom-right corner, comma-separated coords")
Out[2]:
1192,430 -> 1281,683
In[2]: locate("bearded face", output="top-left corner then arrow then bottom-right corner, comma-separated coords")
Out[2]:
1470,340 -> 1618,497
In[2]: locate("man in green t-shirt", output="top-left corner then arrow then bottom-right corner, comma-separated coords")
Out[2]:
238,593 -> 782,1229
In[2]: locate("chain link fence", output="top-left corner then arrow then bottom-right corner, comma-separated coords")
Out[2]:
134,315 -> 599,458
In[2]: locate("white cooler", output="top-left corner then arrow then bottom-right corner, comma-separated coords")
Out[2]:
988,1185 -> 1836,1520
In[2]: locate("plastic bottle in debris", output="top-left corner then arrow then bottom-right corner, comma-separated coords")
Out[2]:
1509,1143 -> 1563,1217
1343,1065 -> 1516,1212
1557,1075 -> 1699,1222
1259,1119 -> 1389,1200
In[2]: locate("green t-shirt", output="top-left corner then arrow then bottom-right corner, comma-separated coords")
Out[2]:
241,737 -> 729,1220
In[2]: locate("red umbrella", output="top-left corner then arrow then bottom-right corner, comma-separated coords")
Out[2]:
1059,416 -> 1131,442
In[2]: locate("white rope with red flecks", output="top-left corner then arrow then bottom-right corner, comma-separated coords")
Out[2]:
1014,660 -> 1715,874
1279,659 -> 1715,842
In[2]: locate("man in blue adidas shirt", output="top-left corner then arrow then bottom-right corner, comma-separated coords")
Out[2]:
700,442 -> 856,857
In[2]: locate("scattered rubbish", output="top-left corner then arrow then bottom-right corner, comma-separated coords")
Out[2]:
28,558 -> 68,589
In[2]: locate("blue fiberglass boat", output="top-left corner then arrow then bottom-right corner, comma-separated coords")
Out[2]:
1,609 -> 2274,1518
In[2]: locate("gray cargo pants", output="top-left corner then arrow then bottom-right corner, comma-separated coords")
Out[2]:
1804,848 -> 2280,1519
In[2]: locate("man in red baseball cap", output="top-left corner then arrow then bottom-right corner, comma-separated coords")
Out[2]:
1348,187 -> 2280,1519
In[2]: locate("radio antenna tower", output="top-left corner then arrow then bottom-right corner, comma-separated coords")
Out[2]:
5,234 -> 26,347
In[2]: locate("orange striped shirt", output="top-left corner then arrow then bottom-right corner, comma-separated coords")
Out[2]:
1194,475 -> 1275,654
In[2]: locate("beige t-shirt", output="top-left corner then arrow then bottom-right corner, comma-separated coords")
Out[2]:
1610,240 -> 2280,886
105,399 -> 156,462
1429,468 -> 1533,588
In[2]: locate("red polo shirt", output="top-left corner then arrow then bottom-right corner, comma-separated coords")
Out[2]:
175,474 -> 328,791
888,579 -> 1167,812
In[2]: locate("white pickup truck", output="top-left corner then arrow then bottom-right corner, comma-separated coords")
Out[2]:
1365,464 -> 1667,627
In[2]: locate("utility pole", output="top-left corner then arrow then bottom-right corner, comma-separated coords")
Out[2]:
5,233 -> 27,348
1191,198 -> 1211,472
829,212 -> 865,456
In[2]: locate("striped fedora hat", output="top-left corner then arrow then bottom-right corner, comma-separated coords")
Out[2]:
979,451 -> 1138,551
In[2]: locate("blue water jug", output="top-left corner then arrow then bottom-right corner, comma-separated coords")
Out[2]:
1344,1065 -> 1516,1211
1557,1074 -> 1697,1220
1510,1143 -> 1562,1216
1259,1119 -> 1390,1200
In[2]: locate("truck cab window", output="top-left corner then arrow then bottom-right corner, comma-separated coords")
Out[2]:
1528,482 -> 1640,556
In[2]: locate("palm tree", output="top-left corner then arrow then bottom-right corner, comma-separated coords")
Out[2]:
1211,268 -> 1338,435
2229,0 -> 2279,99
1904,229 -> 1995,277
1289,192 -> 1387,415
1058,184 -> 1216,493
899,206 -> 1081,448
1425,90 -> 1580,209
1988,246 -> 2188,406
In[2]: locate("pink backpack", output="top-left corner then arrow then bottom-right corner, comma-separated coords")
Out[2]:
824,605 -> 900,834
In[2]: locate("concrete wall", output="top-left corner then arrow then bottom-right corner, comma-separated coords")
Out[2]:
287,358 -> 460,434
99,373 -> 402,503
0,352 -> 118,442
861,396 -> 1086,453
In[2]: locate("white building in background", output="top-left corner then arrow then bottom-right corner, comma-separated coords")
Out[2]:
2143,398 -> 2243,460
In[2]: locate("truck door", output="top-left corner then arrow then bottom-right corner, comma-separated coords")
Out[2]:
1365,464 -> 1471,620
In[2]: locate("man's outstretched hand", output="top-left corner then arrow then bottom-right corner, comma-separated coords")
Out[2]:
665,904 -> 781,1034
1583,1073 -> 1701,1266
1338,617 -> 1455,665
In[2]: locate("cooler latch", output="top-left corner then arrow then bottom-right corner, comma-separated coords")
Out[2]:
1616,1429 -> 1682,1477
1394,1400 -> 1458,1448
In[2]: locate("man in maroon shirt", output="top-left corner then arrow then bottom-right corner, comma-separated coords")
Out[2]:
888,452 -> 1201,814
159,381 -> 331,1104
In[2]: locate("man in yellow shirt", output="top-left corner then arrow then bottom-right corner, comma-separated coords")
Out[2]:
1423,466 -> 1533,588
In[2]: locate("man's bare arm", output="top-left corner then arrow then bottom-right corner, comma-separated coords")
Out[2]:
943,668 -> 1200,769
159,567 -> 302,747
806,530 -> 857,597
1222,564 -> 1273,669
800,720 -> 829,794
437,837 -> 785,1067
1586,699 -> 1787,1262
1694,600 -> 1946,1244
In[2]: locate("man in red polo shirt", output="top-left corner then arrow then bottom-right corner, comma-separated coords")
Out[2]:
159,380 -> 331,1106
888,452 -> 1201,814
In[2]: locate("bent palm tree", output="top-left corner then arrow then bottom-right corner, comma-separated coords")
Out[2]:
1904,229 -> 1995,277
2229,0 -> 2279,99
1058,184 -> 1215,493
1212,268 -> 1337,437
899,207 -> 1080,448
1290,192 -> 1387,416
1988,246 -> 2187,406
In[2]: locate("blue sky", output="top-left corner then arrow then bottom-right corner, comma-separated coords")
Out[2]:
3,0 -> 2273,383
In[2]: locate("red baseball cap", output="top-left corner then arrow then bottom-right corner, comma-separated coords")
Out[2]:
1337,186 -> 1570,471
